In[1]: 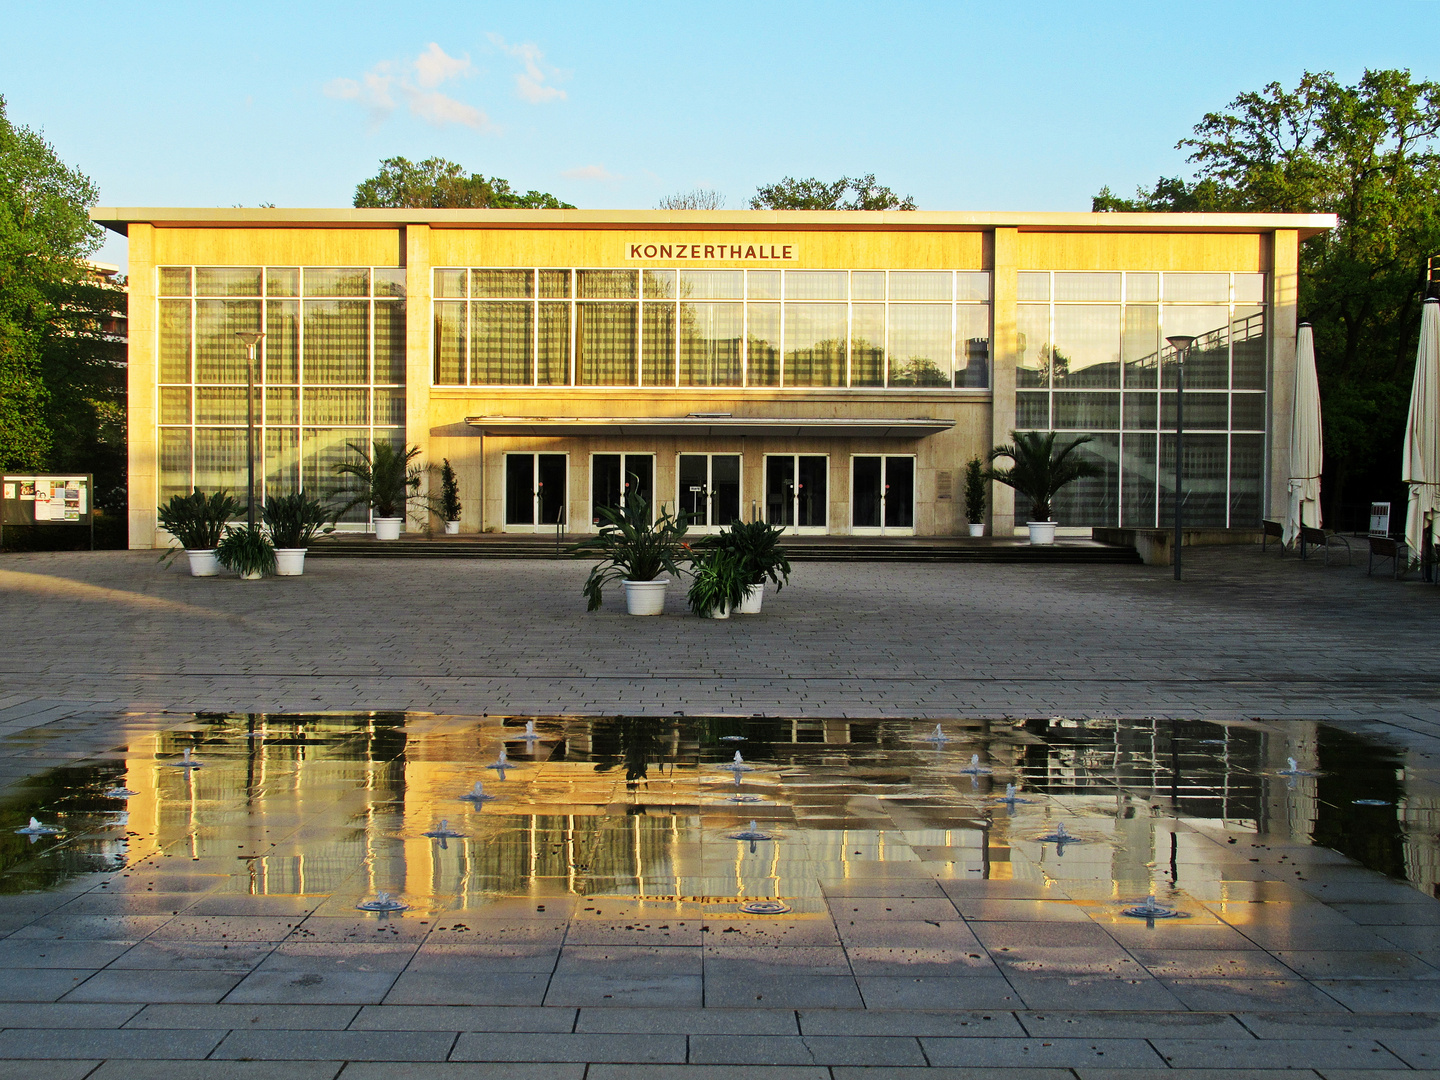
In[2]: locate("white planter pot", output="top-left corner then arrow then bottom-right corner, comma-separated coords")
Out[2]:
374,517 -> 402,540
186,549 -> 219,577
1027,521 -> 1058,545
707,601 -> 732,620
968,523 -> 986,538
444,520 -> 460,535
240,569 -> 264,581
739,584 -> 764,614
622,578 -> 669,615
274,548 -> 307,576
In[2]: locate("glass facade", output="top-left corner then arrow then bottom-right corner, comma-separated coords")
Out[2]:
157,266 -> 406,524
434,269 -> 992,390
1015,271 -> 1267,529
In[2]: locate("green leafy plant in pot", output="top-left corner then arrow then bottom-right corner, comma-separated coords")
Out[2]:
438,459 -> 462,534
216,524 -> 277,580
332,440 -> 425,539
157,489 -> 240,576
987,431 -> 1101,545
686,548 -> 748,619
262,492 -> 333,576
705,519 -> 791,613
569,488 -> 689,615
964,456 -> 988,536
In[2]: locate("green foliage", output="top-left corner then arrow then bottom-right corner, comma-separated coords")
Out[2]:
438,458 -> 462,521
354,156 -> 574,209
750,174 -> 917,210
157,489 -> 239,550
332,441 -> 424,520
964,457 -> 988,524
686,549 -> 748,617
568,491 -> 690,612
0,94 -> 123,494
1094,69 -> 1440,522
988,431 -> 1102,523
704,519 -> 791,590
216,524 -> 276,578
262,492 -> 332,548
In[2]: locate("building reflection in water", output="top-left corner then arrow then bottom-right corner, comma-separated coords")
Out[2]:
0,714 -> 1435,908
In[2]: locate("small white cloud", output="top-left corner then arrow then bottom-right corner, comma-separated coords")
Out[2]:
563,164 -> 619,182
327,46 -> 490,131
488,34 -> 567,104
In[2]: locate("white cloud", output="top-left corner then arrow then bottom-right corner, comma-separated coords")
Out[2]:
563,164 -> 619,182
326,45 -> 491,131
488,34 -> 567,104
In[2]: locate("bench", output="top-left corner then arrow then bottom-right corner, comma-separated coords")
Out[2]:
1299,525 -> 1352,566
1367,535 -> 1409,579
1261,519 -> 1284,554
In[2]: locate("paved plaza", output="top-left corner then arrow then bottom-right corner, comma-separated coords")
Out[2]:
0,546 -> 1438,1079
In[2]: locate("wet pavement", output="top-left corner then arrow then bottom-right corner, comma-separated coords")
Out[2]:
1,711 -> 1439,1077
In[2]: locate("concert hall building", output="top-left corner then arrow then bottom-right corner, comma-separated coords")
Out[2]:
92,207 -> 1334,547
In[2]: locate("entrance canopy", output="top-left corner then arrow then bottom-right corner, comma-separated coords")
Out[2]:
464,415 -> 955,438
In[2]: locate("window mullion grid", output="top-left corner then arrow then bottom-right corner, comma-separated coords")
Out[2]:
741,273 -> 749,388
845,272 -> 853,388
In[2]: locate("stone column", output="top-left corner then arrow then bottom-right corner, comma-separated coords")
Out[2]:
404,225 -> 432,526
990,227 -> 1018,534
1268,230 -> 1299,522
127,224 -> 157,548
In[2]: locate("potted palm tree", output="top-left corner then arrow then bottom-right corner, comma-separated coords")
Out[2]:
333,441 -> 425,539
262,492 -> 333,575
987,431 -> 1101,544
216,523 -> 276,580
964,457 -> 987,537
706,519 -> 791,614
687,549 -> 748,619
157,490 -> 239,576
570,489 -> 689,615
438,459 -> 462,535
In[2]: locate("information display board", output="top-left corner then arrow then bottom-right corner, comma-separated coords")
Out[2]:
1370,501 -> 1391,537
1,474 -> 94,548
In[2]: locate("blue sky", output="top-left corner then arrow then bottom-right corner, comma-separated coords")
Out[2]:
3,0 -> 1434,270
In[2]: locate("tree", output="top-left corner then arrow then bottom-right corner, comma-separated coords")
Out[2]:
353,156 -> 574,209
0,96 -> 125,509
750,174 -> 917,210
1094,70 -> 1440,526
657,188 -> 725,210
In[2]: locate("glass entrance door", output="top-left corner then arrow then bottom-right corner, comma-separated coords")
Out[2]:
851,455 -> 915,535
765,455 -> 828,533
591,453 -> 654,527
504,453 -> 567,531
677,454 -> 741,531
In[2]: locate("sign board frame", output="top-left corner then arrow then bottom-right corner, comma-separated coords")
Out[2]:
0,474 -> 95,550
1369,501 -> 1391,538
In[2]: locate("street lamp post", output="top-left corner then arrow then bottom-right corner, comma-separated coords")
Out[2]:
1166,335 -> 1196,581
235,332 -> 266,530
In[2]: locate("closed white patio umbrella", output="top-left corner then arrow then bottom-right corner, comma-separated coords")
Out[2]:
1284,323 -> 1323,547
1404,297 -> 1440,565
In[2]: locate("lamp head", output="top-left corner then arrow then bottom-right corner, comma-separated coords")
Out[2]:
235,331 -> 265,347
1165,335 -> 1197,353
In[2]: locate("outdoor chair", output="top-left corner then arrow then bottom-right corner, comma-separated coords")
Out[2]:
1367,535 -> 1409,579
1299,525 -> 1352,566
1261,519 -> 1285,554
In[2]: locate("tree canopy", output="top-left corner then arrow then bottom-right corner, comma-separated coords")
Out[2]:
656,188 -> 725,210
0,95 -> 125,508
1094,69 -> 1440,526
750,174 -> 916,211
353,156 -> 574,209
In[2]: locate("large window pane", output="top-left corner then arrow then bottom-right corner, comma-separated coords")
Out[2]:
1122,306 -> 1159,388
1016,304 -> 1050,388
303,300 -> 369,383
578,270 -> 637,299
679,302 -> 742,386
852,272 -> 884,300
1164,391 -> 1228,430
159,300 -> 192,383
1161,306 -> 1230,389
1231,393 -> 1266,431
195,386 -> 248,425
784,304 -> 846,387
265,386 -> 297,426
955,305 -> 990,388
1230,433 -> 1265,526
265,301 -> 299,384
887,304 -> 950,387
957,272 -> 991,302
1016,392 -> 1050,429
642,302 -> 675,386
785,271 -> 846,300
1051,305 -> 1120,389
305,268 -> 370,297
433,301 -> 466,385
265,428 -> 299,501
643,270 -> 675,299
1017,272 -> 1049,302
1234,274 -> 1266,304
194,427 -> 248,496
159,267 -> 191,297
435,269 -> 467,298
748,271 -> 780,299
851,305 -> 885,387
1164,273 -> 1229,302
267,268 -> 299,297
159,428 -> 192,501
373,301 -> 406,384
471,269 -> 533,298
539,269 -> 571,299
1121,432 -> 1157,527
471,301 -> 533,385
1054,272 -> 1120,302
195,267 -> 261,297
305,387 -> 369,426
538,303 -> 570,385
576,303 -> 637,384
1231,306 -> 1266,389
160,386 -> 190,425
1125,273 -> 1158,302
747,304 -> 780,386
306,429 -> 369,522
373,267 -> 406,297
1052,433 -> 1119,527
195,299 -> 260,383
1053,392 -> 1120,430
1161,433 -> 1228,527
680,271 -> 743,299
374,389 -> 405,427
1123,392 -> 1158,430
889,272 -> 951,301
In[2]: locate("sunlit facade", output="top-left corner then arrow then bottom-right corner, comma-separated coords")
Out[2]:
92,208 -> 1334,546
